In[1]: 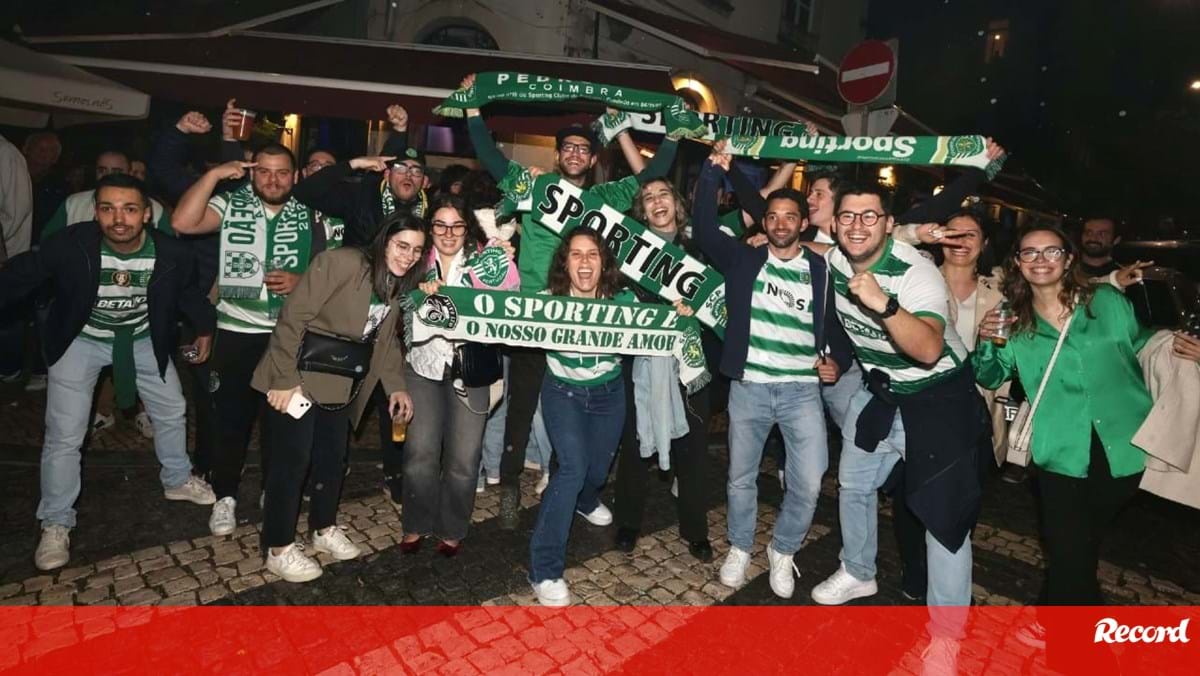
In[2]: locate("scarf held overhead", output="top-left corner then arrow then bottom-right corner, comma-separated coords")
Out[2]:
408,287 -> 710,392
433,72 -> 706,139
498,169 -> 727,338
218,183 -> 312,319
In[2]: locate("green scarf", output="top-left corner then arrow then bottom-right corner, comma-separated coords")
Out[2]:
434,72 -> 705,139
435,72 -> 1004,178
595,108 -> 813,144
497,167 -> 727,338
380,178 -> 428,219
721,133 -> 1005,179
408,286 -> 710,392
218,183 -> 312,319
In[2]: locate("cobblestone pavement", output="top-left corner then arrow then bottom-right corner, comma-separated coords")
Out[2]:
2,378 -> 1199,672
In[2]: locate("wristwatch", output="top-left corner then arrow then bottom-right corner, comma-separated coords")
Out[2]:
878,296 -> 900,319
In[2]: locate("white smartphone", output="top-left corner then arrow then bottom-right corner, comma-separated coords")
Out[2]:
286,393 -> 313,419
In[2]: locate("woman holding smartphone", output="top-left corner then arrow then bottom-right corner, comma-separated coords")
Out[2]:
253,213 -> 426,583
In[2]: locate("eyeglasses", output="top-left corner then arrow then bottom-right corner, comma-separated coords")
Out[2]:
388,163 -> 425,177
388,239 -> 422,257
836,210 -> 884,226
1016,246 -> 1066,263
305,160 -> 335,172
96,166 -> 127,177
559,142 -> 592,156
431,221 -> 467,235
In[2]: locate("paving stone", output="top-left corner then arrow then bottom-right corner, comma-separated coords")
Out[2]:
145,567 -> 188,586
138,556 -> 173,574
174,548 -> 209,565
85,572 -> 114,590
93,556 -> 131,572
130,545 -> 166,562
76,587 -> 111,605
236,558 -> 264,576
167,541 -> 193,555
119,588 -> 162,605
160,592 -> 198,606
56,566 -> 93,583
161,576 -> 200,596
198,585 -> 229,604
228,574 -> 265,593
112,564 -> 140,581
22,576 -> 54,593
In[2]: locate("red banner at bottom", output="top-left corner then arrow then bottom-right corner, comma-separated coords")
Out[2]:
0,605 -> 1195,675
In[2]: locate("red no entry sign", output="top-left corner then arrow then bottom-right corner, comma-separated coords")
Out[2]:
838,40 -> 896,106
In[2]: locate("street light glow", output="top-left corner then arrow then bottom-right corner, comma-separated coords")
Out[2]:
1190,79 -> 1200,91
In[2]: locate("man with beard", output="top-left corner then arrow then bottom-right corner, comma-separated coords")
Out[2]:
812,183 -> 991,674
1079,216 -> 1121,278
172,144 -> 327,535
459,74 -> 679,529
692,143 -> 850,599
291,105 -> 425,248
0,174 -> 217,570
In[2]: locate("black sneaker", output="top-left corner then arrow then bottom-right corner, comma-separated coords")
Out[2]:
1001,464 -> 1028,484
688,540 -> 714,562
615,528 -> 638,553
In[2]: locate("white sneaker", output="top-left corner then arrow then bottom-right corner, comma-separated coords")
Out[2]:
209,497 -> 237,536
531,578 -> 570,606
535,471 -> 550,496
312,525 -> 361,561
576,502 -> 611,526
767,546 -> 799,599
24,374 -> 47,392
34,525 -> 70,571
266,543 -> 323,583
777,469 -> 786,490
135,411 -> 154,439
476,475 -> 486,493
91,412 -> 115,434
486,474 -> 500,486
164,475 -> 217,504
920,637 -> 960,676
523,460 -> 542,471
719,546 -> 752,587
811,563 -> 878,605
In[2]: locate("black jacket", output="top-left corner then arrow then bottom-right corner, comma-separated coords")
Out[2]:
0,222 -> 216,378
290,131 -> 415,248
692,161 -> 853,380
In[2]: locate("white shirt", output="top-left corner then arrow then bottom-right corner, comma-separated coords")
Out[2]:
0,135 -> 32,259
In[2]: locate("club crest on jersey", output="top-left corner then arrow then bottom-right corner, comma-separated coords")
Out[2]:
112,270 -> 132,287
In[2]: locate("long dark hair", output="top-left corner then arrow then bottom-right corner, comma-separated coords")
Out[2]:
547,226 -> 623,299
364,212 -> 427,301
631,178 -> 690,243
1001,223 -> 1095,335
428,193 -> 487,252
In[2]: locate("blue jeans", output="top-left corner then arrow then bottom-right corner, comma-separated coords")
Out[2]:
837,386 -> 971,638
40,336 -> 193,528
822,360 -> 862,431
480,357 -> 553,478
529,375 -> 625,582
726,379 -> 828,554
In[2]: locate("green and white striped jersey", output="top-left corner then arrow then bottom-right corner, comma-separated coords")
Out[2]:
743,252 -> 818,383
827,238 -> 967,394
544,289 -> 634,387
81,235 -> 155,343
209,192 -> 276,333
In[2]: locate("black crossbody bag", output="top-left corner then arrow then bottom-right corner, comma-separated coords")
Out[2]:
297,326 -> 380,411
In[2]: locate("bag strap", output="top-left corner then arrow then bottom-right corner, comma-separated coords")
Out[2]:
1015,305 -> 1076,448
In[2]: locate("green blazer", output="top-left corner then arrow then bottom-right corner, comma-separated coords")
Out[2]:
972,285 -> 1153,478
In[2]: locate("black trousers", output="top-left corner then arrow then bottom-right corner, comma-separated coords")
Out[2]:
1037,431 -> 1142,605
500,347 -> 546,486
261,406 -> 349,549
613,366 -> 711,543
209,329 -> 273,500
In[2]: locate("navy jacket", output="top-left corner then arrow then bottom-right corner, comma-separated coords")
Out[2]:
0,222 -> 216,378
692,160 -> 852,380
